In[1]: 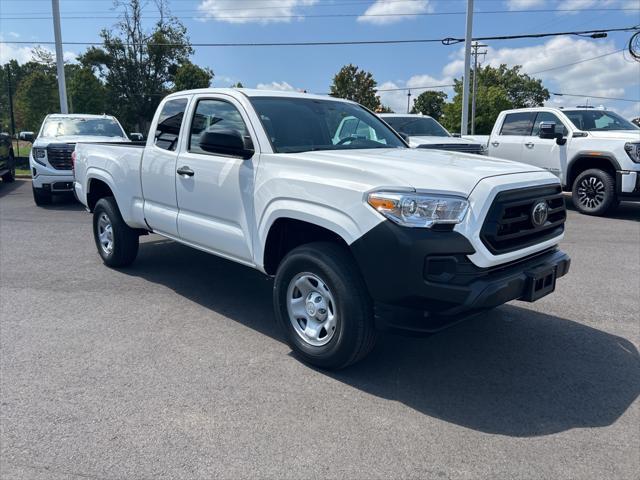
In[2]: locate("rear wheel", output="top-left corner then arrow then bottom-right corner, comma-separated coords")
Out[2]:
93,197 -> 139,267
572,168 -> 618,216
273,242 -> 376,370
32,186 -> 52,206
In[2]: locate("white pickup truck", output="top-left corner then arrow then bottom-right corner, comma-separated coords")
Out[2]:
30,114 -> 130,205
487,107 -> 640,215
379,113 -> 486,155
74,89 -> 570,369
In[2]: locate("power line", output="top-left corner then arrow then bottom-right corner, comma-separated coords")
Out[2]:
1,25 -> 637,47
528,48 -> 626,75
2,7 -> 638,20
551,92 -> 640,103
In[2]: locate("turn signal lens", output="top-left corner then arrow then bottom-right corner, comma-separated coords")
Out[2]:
367,191 -> 469,228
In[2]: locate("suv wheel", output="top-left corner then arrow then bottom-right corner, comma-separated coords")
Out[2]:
93,197 -> 139,267
273,242 -> 376,370
32,186 -> 52,206
572,168 -> 618,216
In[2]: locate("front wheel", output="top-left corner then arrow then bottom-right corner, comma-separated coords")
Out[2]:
572,168 -> 618,216
273,242 -> 376,370
32,186 -> 52,206
93,197 -> 139,267
1,154 -> 15,182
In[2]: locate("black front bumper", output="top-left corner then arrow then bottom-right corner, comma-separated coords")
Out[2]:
350,221 -> 570,334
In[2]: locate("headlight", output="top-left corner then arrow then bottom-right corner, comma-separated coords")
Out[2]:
367,191 -> 469,228
624,142 -> 640,163
32,147 -> 47,166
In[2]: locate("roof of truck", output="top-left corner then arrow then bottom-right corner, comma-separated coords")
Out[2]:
45,113 -> 117,119
165,88 -> 355,103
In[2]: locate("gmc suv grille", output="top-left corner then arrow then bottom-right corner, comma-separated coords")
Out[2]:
416,143 -> 484,155
480,185 -> 566,255
46,143 -> 75,170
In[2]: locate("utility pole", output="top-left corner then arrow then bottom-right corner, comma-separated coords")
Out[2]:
460,0 -> 474,135
470,42 -> 487,135
407,90 -> 412,114
52,0 -> 68,114
6,65 -> 19,158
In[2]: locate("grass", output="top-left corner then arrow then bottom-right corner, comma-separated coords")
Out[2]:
15,168 -> 31,177
12,140 -> 32,158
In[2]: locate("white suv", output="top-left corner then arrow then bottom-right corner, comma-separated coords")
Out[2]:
487,107 -> 640,215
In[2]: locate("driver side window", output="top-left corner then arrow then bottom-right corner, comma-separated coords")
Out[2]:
532,112 -> 568,137
188,99 -> 250,155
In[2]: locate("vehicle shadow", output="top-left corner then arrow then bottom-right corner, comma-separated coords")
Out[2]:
124,238 -> 640,438
565,195 -> 640,222
0,180 -> 23,197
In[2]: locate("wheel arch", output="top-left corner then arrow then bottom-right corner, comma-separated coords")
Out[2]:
86,174 -> 117,212
567,153 -> 620,190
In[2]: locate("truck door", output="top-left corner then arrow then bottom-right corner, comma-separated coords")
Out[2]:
175,96 -> 258,264
141,97 -> 189,236
520,111 -> 569,181
488,112 -> 536,162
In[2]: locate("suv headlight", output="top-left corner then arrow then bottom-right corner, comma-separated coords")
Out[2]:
367,191 -> 469,228
32,147 -> 47,166
624,142 -> 640,163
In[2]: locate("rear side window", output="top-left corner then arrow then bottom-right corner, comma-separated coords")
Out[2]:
499,112 -> 536,136
154,98 -> 188,151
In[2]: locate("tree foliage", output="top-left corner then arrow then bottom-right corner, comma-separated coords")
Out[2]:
67,66 -> 108,115
410,91 -> 447,119
14,71 -> 59,133
330,64 -> 382,111
173,61 -> 213,92
441,64 -> 549,134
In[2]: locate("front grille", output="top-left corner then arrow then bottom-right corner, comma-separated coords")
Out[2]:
417,143 -> 484,155
46,143 -> 75,170
481,185 -> 566,255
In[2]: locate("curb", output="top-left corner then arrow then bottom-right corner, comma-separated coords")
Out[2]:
16,174 -> 32,179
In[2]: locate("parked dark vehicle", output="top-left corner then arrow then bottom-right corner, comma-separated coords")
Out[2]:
0,133 -> 16,183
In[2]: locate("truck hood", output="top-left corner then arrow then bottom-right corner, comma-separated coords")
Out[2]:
407,135 -> 474,147
33,135 -> 128,147
586,131 -> 640,141
287,147 -> 546,197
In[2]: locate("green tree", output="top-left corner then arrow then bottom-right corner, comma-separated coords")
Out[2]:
79,0 -> 197,131
173,61 -> 213,91
14,71 -> 59,132
67,65 -> 107,114
410,91 -> 447,119
231,81 -> 244,88
330,64 -> 381,111
441,64 -> 549,134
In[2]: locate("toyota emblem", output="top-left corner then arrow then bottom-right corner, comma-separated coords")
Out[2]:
531,201 -> 549,227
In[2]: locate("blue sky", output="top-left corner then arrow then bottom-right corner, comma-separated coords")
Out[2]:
1,0 -> 639,118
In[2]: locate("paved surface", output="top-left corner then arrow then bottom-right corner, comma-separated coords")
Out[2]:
1,179 -> 639,480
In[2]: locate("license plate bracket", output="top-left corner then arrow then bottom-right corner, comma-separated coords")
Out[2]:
522,265 -> 556,302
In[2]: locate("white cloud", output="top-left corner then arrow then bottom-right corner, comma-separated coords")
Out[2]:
358,0 -> 433,25
378,74 -> 453,113
504,0 -> 546,10
0,39 -> 77,64
256,81 -> 297,91
197,0 -> 317,24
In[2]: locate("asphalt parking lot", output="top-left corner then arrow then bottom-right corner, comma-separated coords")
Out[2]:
0,178 -> 638,480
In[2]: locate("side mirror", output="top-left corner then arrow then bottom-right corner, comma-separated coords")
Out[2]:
538,122 -> 566,145
199,130 -> 254,159
129,132 -> 144,142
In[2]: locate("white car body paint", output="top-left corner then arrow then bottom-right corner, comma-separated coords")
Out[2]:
74,89 -> 565,273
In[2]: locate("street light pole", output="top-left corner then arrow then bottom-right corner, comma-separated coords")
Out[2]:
51,0 -> 68,114
460,0 -> 474,135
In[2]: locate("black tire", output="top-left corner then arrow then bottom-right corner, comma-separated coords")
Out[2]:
93,197 -> 139,267
32,186 -> 52,206
273,242 -> 376,370
1,154 -> 15,183
572,168 -> 618,216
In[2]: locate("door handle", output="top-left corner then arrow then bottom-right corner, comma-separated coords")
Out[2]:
524,142 -> 535,148
176,166 -> 194,177
491,141 -> 499,147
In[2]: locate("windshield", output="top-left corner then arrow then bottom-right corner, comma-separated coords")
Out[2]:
41,117 -> 126,138
564,110 -> 638,132
382,116 -> 450,137
249,97 -> 406,153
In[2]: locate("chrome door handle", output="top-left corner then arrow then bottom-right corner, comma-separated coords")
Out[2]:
491,141 -> 499,147
176,166 -> 194,177
524,142 -> 535,148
